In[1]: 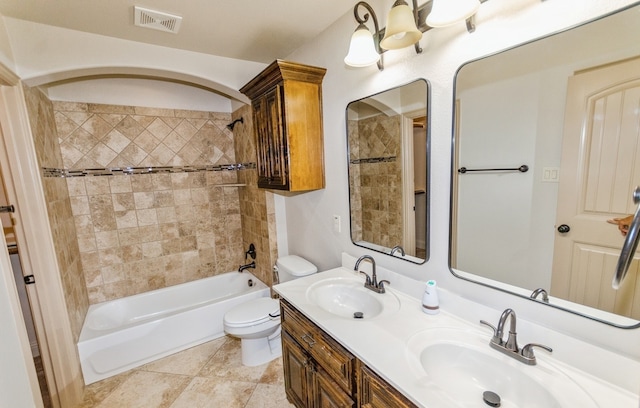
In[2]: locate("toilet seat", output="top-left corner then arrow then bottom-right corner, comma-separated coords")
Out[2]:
223,297 -> 280,328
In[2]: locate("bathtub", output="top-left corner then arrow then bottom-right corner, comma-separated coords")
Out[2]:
77,271 -> 269,384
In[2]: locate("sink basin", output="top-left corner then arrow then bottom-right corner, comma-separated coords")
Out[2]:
406,328 -> 598,408
306,277 -> 400,319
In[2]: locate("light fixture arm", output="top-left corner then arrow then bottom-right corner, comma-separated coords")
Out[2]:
465,0 -> 491,33
410,0 -> 423,54
353,1 -> 384,70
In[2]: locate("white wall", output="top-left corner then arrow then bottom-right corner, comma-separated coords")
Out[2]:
2,17 -> 266,104
46,78 -> 233,112
456,74 -> 540,288
0,12 -> 15,73
282,0 -> 640,360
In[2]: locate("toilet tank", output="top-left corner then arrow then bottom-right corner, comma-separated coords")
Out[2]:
276,255 -> 317,283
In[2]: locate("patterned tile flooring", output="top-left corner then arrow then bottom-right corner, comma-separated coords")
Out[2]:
78,336 -> 295,408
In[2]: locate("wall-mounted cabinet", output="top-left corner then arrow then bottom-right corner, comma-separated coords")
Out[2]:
240,60 -> 326,192
280,299 -> 417,408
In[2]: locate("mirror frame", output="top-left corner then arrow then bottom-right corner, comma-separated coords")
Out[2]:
448,4 -> 640,329
347,78 -> 431,264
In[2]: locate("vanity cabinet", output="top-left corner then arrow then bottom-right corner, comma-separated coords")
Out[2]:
240,60 -> 326,191
281,299 -> 355,407
358,362 -> 417,408
280,299 -> 417,408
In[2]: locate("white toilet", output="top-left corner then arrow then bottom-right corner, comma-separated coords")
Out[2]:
223,255 -> 317,366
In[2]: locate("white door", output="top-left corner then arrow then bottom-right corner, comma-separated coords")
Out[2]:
551,56 -> 640,319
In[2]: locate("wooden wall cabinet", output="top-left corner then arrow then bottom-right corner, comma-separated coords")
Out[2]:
240,60 -> 326,191
280,299 -> 418,408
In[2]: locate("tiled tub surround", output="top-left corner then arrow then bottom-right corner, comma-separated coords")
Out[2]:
24,85 -> 89,341
232,105 -> 279,288
274,258 -> 640,407
22,88 -> 281,403
52,102 -> 249,304
67,169 -> 245,303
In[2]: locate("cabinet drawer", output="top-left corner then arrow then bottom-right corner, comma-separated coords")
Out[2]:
281,300 -> 355,394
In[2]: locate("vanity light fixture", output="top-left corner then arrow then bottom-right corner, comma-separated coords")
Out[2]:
345,0 -> 425,71
344,2 -> 384,70
426,0 -> 481,32
379,0 -> 423,51
346,0 -> 541,69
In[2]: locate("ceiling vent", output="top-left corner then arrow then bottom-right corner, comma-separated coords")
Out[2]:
134,6 -> 182,34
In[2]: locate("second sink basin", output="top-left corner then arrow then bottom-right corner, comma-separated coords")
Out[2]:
406,327 -> 598,408
306,277 -> 400,319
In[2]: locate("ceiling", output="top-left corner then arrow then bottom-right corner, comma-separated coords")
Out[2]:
0,0 -> 356,63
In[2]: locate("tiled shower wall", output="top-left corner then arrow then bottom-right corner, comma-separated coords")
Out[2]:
348,115 -> 403,249
23,85 -> 89,340
53,102 -> 246,303
232,105 -> 278,287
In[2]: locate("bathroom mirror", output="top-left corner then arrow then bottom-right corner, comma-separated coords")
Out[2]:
451,4 -> 640,328
347,79 -> 429,264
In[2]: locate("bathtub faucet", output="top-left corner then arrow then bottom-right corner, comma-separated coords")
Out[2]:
238,261 -> 256,273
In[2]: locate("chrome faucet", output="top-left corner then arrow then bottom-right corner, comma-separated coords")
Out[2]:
354,255 -> 389,294
480,308 -> 552,365
530,288 -> 549,303
496,308 -> 518,352
238,261 -> 255,272
390,245 -> 405,257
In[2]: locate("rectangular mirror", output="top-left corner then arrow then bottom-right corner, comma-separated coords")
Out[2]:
347,79 -> 429,264
452,4 -> 640,328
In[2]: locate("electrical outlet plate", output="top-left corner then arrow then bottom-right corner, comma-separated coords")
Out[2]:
542,167 -> 560,182
333,215 -> 341,233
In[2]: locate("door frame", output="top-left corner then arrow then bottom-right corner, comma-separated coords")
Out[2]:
0,62 -> 83,407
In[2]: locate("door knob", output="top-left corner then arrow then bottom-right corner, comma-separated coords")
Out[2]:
557,224 -> 570,233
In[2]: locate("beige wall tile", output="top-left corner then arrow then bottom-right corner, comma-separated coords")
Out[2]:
24,85 -> 89,342
48,101 -> 270,305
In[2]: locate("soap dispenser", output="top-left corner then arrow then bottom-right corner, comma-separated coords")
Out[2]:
422,280 -> 439,314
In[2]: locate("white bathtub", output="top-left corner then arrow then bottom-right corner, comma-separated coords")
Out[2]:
78,272 -> 269,384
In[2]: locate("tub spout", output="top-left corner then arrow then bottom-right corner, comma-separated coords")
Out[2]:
238,261 -> 256,272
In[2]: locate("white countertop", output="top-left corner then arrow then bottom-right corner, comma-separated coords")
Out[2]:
273,266 -> 639,407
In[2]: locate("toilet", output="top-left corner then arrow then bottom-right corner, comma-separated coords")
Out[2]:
223,255 -> 317,366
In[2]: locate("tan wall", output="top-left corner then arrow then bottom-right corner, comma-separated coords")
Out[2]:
23,85 -> 89,341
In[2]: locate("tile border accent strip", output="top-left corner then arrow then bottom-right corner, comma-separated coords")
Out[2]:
350,156 -> 396,165
42,162 -> 256,178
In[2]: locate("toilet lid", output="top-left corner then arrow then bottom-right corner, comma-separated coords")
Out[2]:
224,298 -> 280,327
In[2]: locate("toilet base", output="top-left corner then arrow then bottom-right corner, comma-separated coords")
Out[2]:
240,330 -> 282,366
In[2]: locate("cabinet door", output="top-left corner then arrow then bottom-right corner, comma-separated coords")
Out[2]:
359,365 -> 417,408
254,85 -> 289,189
281,300 -> 355,394
282,332 -> 310,408
312,367 -> 355,408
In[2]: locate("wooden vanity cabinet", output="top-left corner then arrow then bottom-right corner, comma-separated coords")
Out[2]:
357,362 -> 418,408
281,299 -> 355,408
240,60 -> 326,192
280,299 -> 417,408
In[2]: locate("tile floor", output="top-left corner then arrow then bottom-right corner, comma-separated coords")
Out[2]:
77,336 -> 296,408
